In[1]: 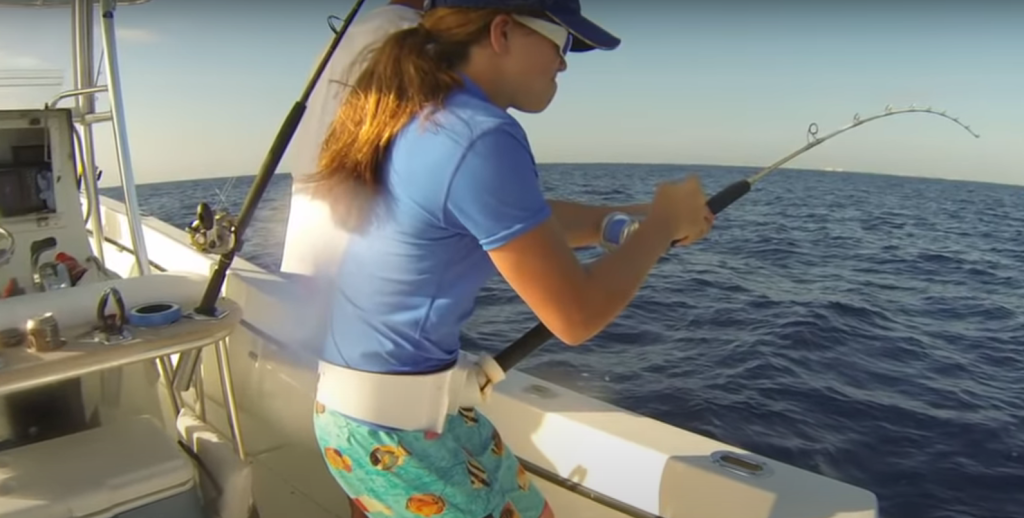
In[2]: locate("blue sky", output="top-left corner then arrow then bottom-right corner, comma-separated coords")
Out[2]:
1,0 -> 1021,186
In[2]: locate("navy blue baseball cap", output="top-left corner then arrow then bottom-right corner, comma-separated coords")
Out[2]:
424,0 -> 620,52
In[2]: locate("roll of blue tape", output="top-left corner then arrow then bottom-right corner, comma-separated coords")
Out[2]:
128,302 -> 183,328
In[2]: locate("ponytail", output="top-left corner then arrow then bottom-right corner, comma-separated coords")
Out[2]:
303,8 -> 513,232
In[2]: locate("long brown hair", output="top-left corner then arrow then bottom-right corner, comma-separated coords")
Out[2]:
303,7 -> 528,232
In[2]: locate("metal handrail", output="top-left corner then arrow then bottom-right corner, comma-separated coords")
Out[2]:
46,85 -> 108,109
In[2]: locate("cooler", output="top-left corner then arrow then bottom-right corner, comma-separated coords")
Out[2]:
0,415 -> 204,518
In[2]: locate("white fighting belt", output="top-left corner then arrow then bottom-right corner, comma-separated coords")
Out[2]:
315,352 -> 507,433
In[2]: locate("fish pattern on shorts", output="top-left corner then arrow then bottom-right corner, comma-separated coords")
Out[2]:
314,401 -> 551,518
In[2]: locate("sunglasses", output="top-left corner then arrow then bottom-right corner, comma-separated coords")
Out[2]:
511,14 -> 573,57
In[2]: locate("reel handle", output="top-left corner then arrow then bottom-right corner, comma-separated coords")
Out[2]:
197,202 -> 215,231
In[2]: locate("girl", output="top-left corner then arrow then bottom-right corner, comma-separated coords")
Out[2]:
306,1 -> 715,517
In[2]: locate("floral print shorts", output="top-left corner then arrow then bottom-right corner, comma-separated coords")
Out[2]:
314,401 -> 550,518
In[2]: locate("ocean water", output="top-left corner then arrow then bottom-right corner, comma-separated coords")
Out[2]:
104,164 -> 1024,518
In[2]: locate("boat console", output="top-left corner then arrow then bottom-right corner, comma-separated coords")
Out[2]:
0,109 -> 100,297
0,108 -> 110,450
0,104 -> 245,517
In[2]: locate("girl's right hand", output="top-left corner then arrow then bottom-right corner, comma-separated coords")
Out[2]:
648,175 -> 715,246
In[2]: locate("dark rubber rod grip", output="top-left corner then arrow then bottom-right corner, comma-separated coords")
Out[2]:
707,179 -> 752,215
669,179 -> 751,246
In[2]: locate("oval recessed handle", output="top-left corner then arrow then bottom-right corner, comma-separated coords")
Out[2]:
710,450 -> 773,478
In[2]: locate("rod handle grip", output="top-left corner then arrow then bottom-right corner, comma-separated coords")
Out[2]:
670,179 -> 751,246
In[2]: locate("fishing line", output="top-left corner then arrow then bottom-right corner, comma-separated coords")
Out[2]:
492,105 -> 981,373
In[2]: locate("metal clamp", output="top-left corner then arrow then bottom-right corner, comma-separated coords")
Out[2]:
95,286 -> 131,343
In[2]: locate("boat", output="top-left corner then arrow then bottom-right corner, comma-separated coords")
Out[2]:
0,1 -> 880,517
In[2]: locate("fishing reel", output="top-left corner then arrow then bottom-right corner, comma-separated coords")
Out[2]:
186,202 -> 236,255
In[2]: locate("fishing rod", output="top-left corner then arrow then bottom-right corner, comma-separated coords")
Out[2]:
491,104 -> 980,373
192,0 -> 366,318
169,1 -> 366,394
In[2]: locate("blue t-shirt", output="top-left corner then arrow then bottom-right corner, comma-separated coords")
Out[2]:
320,77 -> 552,374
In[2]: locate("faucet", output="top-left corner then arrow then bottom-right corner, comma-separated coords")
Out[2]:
0,223 -> 13,268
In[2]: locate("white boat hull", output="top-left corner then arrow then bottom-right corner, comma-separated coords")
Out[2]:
93,195 -> 879,518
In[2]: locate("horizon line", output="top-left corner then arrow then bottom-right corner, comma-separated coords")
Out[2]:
99,161 -> 1020,189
